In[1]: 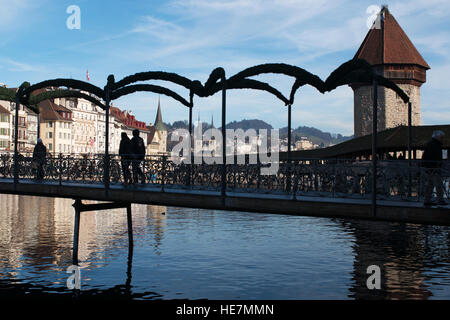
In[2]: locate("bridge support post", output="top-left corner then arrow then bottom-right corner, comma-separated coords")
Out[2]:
72,199 -> 82,265
127,203 -> 133,247
71,199 -> 133,265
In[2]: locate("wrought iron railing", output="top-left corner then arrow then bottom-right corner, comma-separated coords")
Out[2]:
0,153 -> 449,202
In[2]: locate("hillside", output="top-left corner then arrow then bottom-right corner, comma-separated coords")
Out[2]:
280,126 -> 353,147
165,119 -> 352,151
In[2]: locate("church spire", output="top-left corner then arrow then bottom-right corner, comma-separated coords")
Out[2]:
154,96 -> 166,131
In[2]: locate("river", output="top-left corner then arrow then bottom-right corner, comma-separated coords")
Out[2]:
0,194 -> 449,299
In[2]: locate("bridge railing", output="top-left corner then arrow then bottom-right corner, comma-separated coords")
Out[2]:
1,153 -> 449,202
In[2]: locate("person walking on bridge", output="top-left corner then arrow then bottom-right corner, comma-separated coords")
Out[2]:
131,129 -> 146,184
423,130 -> 446,206
32,138 -> 47,181
119,132 -> 132,185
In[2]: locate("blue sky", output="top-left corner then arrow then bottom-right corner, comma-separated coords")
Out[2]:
1,0 -> 449,135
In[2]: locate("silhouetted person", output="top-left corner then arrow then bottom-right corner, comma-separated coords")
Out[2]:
32,138 -> 47,180
398,153 -> 405,160
119,132 -> 132,184
423,130 -> 445,206
131,129 -> 146,184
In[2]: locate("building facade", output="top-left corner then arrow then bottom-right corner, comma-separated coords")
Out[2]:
1,87 -> 166,156
0,103 -> 11,152
65,97 -> 98,154
38,99 -> 73,154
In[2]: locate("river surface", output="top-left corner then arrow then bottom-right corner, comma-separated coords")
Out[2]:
0,194 -> 449,300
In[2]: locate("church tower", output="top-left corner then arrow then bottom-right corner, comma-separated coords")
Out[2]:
351,6 -> 430,137
154,97 -> 167,154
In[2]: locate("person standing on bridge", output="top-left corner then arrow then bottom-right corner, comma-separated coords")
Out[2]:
131,129 -> 146,184
32,138 -> 47,181
119,132 -> 132,185
422,130 -> 446,206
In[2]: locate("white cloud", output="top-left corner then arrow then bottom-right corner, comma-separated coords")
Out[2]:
0,0 -> 42,30
0,57 -> 44,72
1,0 -> 449,136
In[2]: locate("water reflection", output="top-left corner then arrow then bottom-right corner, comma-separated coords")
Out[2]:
342,220 -> 450,299
0,195 -> 167,293
0,194 -> 449,299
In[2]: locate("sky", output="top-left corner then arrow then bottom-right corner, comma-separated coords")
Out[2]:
0,0 -> 449,136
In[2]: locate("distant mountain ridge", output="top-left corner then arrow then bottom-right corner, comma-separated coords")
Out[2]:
166,118 -> 352,150
280,125 -> 353,147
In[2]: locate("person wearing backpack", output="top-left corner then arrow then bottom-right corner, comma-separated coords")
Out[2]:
131,129 -> 146,184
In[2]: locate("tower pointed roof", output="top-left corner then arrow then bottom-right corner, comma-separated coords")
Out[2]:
354,6 -> 429,69
154,96 -> 166,131
210,114 -> 214,128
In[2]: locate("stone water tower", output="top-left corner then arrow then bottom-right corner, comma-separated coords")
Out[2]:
351,6 -> 430,137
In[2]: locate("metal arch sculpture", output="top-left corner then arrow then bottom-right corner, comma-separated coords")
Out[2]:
5,59 -> 415,202
323,58 -> 409,103
206,78 -> 290,105
221,63 -> 327,164
113,71 -> 203,96
23,78 -> 105,101
0,86 -> 17,104
30,89 -> 107,110
111,84 -> 191,107
227,63 -> 325,94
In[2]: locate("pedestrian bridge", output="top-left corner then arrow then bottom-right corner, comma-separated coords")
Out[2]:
1,154 -> 450,226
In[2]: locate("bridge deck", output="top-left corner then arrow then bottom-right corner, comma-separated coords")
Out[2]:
1,179 -> 449,226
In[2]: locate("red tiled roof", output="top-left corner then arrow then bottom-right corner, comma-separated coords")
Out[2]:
0,104 -> 10,114
354,7 -> 430,69
110,106 -> 149,131
38,99 -> 72,122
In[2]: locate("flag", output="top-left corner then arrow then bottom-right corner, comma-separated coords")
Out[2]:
86,69 -> 90,81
